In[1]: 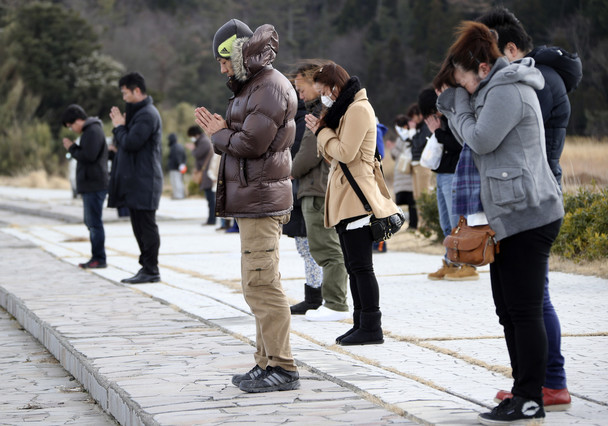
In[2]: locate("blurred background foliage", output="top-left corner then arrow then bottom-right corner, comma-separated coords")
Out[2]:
1,0 -> 607,176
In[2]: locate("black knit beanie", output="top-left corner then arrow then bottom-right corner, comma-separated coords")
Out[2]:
212,19 -> 253,60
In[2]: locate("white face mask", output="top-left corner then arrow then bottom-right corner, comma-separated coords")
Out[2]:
321,95 -> 334,108
189,136 -> 197,142
395,125 -> 409,140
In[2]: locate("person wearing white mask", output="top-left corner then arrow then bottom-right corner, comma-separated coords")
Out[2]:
305,63 -> 400,346
387,109 -> 420,230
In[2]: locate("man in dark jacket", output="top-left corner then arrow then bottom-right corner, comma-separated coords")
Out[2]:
62,104 -> 109,269
195,19 -> 299,393
478,7 -> 583,411
109,72 -> 163,284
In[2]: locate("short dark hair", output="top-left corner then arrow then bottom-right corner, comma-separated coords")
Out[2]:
187,125 -> 202,137
394,114 -> 409,127
61,104 -> 87,126
406,103 -> 421,118
418,88 -> 438,118
477,7 -> 533,53
118,72 -> 147,93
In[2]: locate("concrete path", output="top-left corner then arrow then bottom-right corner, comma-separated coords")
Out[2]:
0,186 -> 607,425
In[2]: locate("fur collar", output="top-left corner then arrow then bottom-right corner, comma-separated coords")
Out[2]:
322,77 -> 361,130
231,36 -> 249,82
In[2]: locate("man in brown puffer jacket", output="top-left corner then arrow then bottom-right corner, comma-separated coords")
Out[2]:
195,18 -> 299,393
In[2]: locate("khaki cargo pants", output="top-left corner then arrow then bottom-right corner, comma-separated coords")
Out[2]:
237,215 -> 296,372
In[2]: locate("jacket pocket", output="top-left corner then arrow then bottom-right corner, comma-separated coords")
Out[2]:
486,167 -> 526,206
239,158 -> 248,187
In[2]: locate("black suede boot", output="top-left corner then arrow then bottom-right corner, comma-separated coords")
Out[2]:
290,284 -> 322,314
339,311 -> 384,345
335,309 -> 361,344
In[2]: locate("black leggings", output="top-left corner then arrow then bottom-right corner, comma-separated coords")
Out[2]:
490,219 -> 562,403
335,222 -> 380,313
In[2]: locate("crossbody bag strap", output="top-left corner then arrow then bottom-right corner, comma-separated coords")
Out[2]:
338,162 -> 372,213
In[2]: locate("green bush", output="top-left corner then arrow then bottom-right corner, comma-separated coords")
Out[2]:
553,187 -> 608,261
417,187 -> 443,241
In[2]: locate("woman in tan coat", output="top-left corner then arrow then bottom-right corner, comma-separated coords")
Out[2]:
305,63 -> 399,346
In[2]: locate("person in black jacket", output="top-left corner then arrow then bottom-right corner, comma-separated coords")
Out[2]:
418,88 -> 478,281
109,72 -> 163,284
478,7 -> 583,411
62,104 -> 109,269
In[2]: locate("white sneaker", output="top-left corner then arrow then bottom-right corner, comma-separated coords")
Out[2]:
305,305 -> 350,322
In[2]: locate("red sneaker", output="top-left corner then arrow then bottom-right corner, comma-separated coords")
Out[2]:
494,387 -> 571,411
79,259 -> 107,269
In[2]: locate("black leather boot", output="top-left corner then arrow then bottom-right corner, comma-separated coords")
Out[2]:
339,311 -> 384,345
335,309 -> 361,344
290,284 -> 322,314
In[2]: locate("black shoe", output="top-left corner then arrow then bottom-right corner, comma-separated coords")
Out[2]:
478,396 -> 545,425
231,365 -> 266,386
335,309 -> 361,344
238,366 -> 300,393
121,271 -> 161,284
290,284 -> 322,315
79,259 -> 107,269
339,311 -> 384,346
335,327 -> 357,344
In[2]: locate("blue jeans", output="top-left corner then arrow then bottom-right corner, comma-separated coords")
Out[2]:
544,262 -> 567,389
82,190 -> 107,262
436,173 -> 459,238
204,188 -> 216,224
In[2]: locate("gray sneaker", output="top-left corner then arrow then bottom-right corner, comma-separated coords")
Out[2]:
238,366 -> 300,393
231,365 -> 266,386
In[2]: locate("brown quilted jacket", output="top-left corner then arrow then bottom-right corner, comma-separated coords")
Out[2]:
211,24 -> 297,218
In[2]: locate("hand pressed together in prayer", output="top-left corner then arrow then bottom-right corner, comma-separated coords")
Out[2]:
305,113 -> 320,134
109,106 -> 126,127
195,107 -> 227,136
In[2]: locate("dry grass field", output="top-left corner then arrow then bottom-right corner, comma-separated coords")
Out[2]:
1,137 -> 607,277
560,137 -> 608,192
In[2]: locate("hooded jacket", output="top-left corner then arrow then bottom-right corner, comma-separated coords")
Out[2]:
167,134 -> 186,171
211,24 -> 297,218
68,117 -> 108,193
109,96 -> 163,210
437,57 -> 564,241
526,46 -> 583,186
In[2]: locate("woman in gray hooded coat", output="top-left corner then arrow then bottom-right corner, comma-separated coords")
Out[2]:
435,22 -> 563,425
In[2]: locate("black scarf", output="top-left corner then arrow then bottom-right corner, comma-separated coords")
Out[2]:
322,76 -> 361,130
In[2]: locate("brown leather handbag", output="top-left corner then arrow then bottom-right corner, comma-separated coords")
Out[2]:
443,216 -> 500,267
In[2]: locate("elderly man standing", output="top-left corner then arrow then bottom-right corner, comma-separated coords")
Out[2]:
195,19 -> 299,393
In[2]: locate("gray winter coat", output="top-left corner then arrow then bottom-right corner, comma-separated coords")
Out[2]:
437,57 -> 564,241
389,136 -> 413,193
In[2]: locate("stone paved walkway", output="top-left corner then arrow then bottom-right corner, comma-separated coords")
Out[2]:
1,186 -> 607,425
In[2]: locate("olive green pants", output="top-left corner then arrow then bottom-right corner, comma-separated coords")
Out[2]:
301,196 -> 349,312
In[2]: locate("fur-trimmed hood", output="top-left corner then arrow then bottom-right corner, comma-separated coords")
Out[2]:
230,24 -> 278,84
